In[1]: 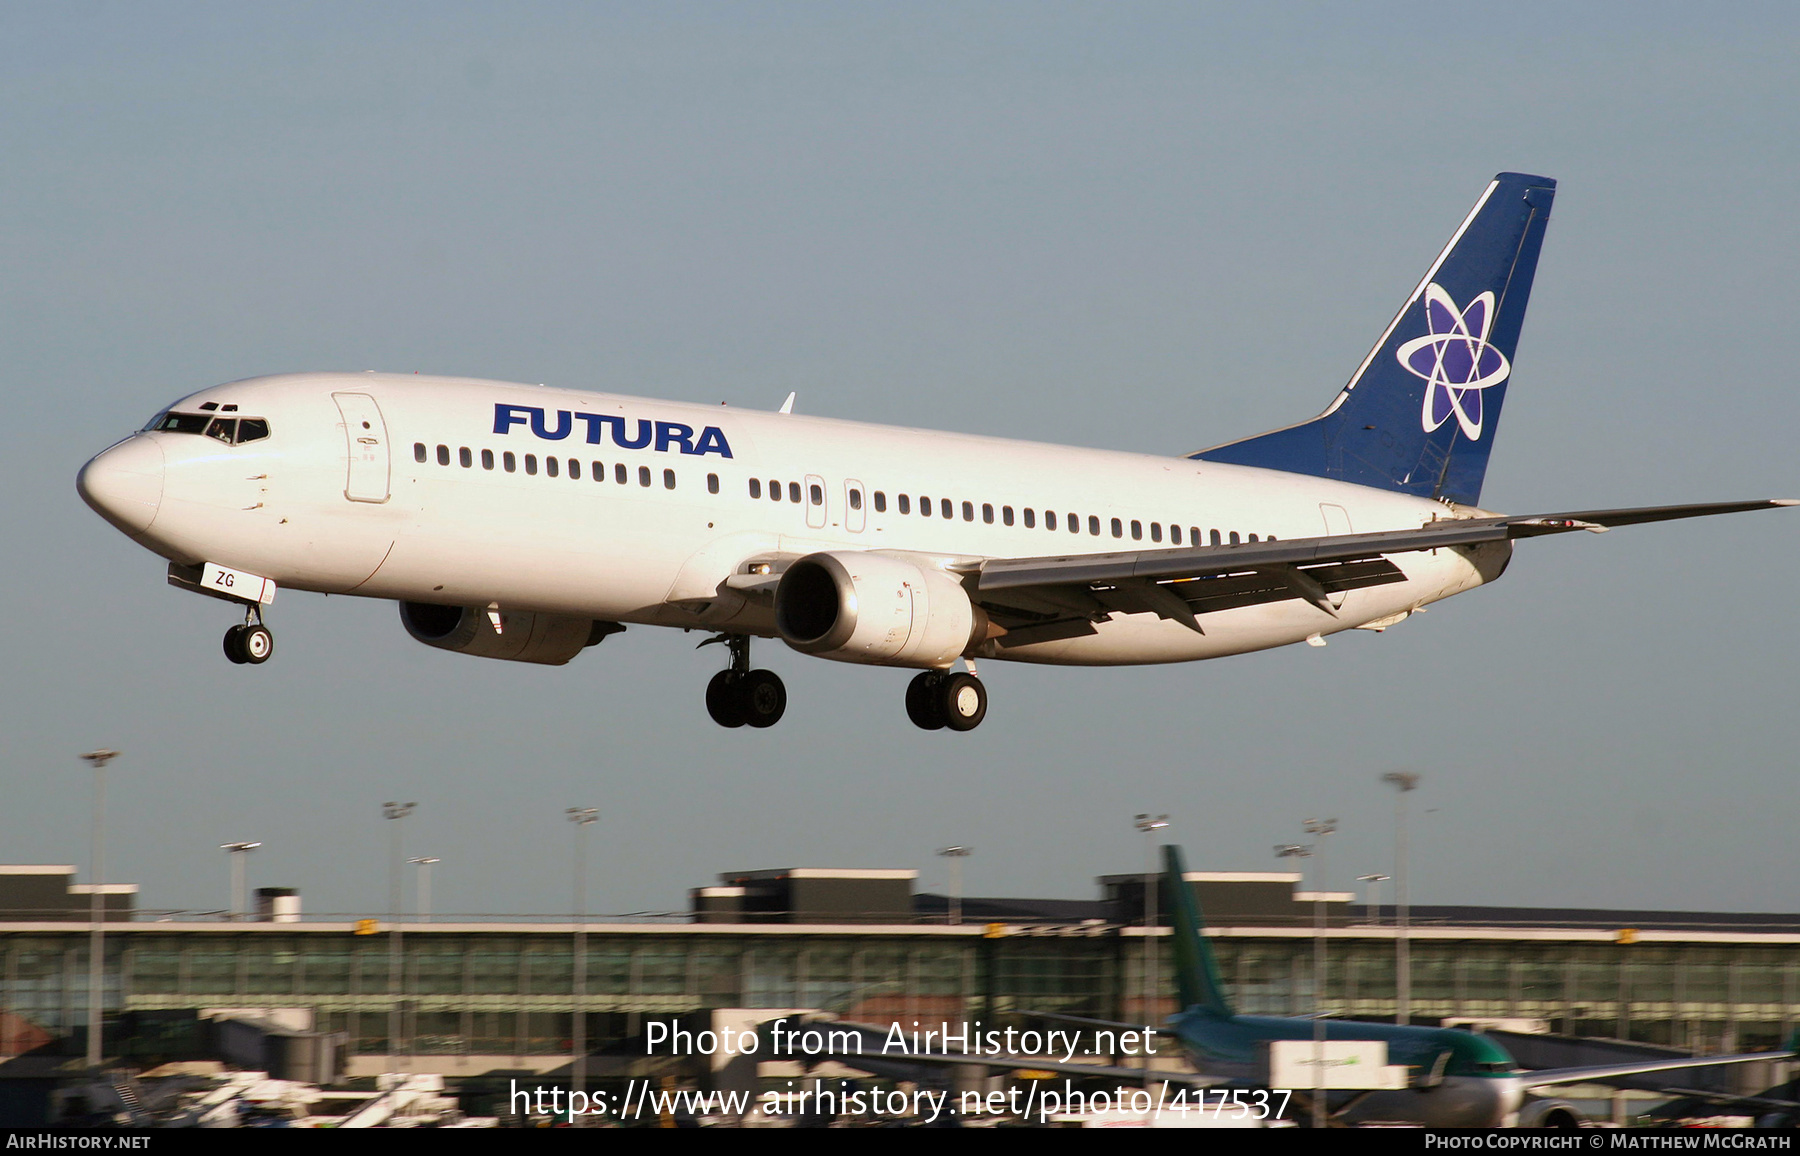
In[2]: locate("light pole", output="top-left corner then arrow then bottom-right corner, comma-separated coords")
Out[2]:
937,846 -> 971,926
1382,772 -> 1420,1025
1276,840 -> 1322,1129
221,842 -> 261,921
78,749 -> 118,1071
1133,814 -> 1170,1033
409,857 -> 440,923
1357,874 -> 1390,926
383,801 -> 416,1067
567,807 -> 598,1116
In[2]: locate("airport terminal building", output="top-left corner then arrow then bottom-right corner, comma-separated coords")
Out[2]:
2,863 -> 1796,1080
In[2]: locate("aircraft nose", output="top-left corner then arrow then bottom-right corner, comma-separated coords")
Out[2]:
78,435 -> 165,535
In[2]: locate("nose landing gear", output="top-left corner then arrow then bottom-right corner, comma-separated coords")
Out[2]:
699,633 -> 786,729
905,669 -> 987,731
223,607 -> 275,666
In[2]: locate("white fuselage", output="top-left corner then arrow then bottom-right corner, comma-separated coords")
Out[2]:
83,372 -> 1510,667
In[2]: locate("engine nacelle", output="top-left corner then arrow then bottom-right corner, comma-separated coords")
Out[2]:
399,602 -> 619,666
1516,1098 -> 1585,1130
774,552 -> 988,668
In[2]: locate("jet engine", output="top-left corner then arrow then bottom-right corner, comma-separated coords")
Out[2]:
398,602 -> 620,665
1516,1098 -> 1585,1129
774,552 -> 988,667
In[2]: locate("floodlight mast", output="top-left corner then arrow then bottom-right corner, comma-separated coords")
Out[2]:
78,749 -> 119,1071
567,807 -> 599,1121
1133,812 -> 1170,1068
382,802 -> 417,1068
1382,772 -> 1421,1024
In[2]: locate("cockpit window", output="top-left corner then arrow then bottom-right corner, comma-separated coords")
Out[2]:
150,412 -> 209,434
148,411 -> 271,443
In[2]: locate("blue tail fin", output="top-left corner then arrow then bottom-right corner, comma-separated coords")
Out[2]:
1194,172 -> 1555,507
1163,845 -> 1234,1019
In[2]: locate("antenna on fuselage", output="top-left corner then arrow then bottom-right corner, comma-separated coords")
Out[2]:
779,392 -> 796,414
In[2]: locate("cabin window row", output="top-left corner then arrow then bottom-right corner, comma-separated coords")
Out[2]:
861,489 -> 1271,547
414,442 -> 723,494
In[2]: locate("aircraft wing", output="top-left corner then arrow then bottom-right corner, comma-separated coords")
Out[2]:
964,499 -> 1795,638
1520,1047 -> 1797,1090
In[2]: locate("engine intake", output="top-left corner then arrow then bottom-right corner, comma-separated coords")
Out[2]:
399,602 -> 620,665
774,552 -> 987,668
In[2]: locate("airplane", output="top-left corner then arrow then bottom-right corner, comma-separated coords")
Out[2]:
76,172 -> 1792,732
798,846 -> 1798,1128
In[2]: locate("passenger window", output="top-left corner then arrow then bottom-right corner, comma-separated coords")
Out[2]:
664,468 -> 676,490
849,490 -> 862,510
1170,524 -> 1181,545
546,456 -> 559,477
615,463 -> 628,484
460,447 -> 472,468
1130,520 -> 1142,540
590,460 -> 602,480
1229,531 -> 1240,544
874,491 -> 886,512
525,454 -> 538,475
414,443 -> 427,463
749,478 -> 762,499
504,452 -> 517,473
708,473 -> 719,494
569,459 -> 580,479
982,503 -> 994,524
207,419 -> 237,443
482,449 -> 495,470
433,444 -> 448,466
640,466 -> 653,487
1003,506 -> 1014,526
1023,508 -> 1035,529
1045,510 -> 1057,531
235,418 -> 269,443
1248,533 -> 1258,542
920,496 -> 931,516
790,482 -> 802,503
809,483 -> 822,505
899,494 -> 910,514
1210,529 -> 1221,546
1111,518 -> 1123,538
957,500 -> 968,520
1089,515 -> 1100,536
1150,522 -> 1161,543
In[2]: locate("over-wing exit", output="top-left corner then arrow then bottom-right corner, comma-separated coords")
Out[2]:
77,174 -> 1793,732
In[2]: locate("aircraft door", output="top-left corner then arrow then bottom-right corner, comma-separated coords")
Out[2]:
1319,503 -> 1352,609
804,473 -> 827,530
332,392 -> 391,503
845,479 -> 866,533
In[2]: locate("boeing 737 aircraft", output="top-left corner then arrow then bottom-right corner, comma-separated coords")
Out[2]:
77,173 -> 1791,731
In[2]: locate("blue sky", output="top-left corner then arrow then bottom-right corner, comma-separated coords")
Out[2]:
4,3 -> 1797,919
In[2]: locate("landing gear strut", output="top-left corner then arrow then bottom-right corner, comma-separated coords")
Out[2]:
223,606 -> 274,666
905,669 -> 987,732
700,633 -> 786,729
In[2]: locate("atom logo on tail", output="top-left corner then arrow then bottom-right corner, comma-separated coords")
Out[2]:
1396,283 -> 1511,440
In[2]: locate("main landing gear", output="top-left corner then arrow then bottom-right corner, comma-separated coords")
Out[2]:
700,634 -> 787,729
223,606 -> 274,666
905,669 -> 988,732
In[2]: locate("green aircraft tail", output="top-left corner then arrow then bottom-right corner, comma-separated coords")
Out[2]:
1163,844 -> 1235,1019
